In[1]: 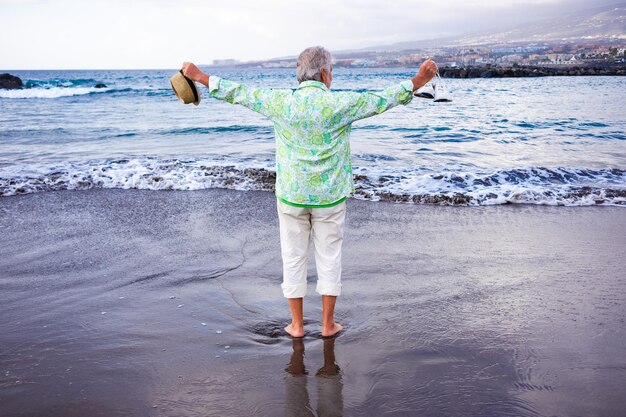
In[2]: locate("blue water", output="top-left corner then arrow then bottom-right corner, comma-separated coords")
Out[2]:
1,68 -> 625,205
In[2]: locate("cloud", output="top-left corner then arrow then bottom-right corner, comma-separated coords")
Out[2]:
0,0 -> 38,3
0,0 -> 620,69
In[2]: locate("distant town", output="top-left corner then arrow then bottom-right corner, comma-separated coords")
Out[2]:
209,39 -> 626,73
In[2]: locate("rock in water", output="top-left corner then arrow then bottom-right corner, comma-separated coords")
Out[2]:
0,73 -> 23,89
94,83 -> 107,88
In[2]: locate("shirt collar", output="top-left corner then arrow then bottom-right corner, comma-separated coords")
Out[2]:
297,80 -> 330,92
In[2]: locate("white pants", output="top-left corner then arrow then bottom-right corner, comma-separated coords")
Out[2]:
277,199 -> 346,298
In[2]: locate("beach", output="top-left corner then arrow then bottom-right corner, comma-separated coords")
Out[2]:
1,188 -> 625,416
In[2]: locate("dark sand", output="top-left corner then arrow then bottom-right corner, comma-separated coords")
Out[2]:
1,189 -> 625,417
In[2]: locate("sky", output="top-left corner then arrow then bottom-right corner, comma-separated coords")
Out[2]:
0,0 -> 620,69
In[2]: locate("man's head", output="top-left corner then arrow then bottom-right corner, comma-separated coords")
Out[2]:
296,46 -> 333,88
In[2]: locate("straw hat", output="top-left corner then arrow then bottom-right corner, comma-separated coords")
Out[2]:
170,70 -> 201,106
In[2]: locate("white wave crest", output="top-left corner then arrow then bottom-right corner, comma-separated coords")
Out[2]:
1,158 -> 625,206
0,87 -> 108,99
0,158 -> 276,196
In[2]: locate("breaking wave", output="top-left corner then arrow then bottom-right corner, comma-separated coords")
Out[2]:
0,77 -> 168,99
0,87 -> 110,99
0,86 -> 166,99
1,158 -> 624,206
352,166 -> 626,205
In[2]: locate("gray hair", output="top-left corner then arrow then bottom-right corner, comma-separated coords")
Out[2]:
296,46 -> 332,83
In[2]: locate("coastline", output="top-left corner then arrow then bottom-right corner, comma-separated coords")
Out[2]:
439,64 -> 626,78
1,188 -> 625,416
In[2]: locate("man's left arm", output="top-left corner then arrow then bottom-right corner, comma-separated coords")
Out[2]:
181,62 -> 286,119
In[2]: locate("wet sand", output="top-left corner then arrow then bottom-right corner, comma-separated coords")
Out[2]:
1,189 -> 625,417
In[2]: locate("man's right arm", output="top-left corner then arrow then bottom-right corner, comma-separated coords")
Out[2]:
339,59 -> 438,124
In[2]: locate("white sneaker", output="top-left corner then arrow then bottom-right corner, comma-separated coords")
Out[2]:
414,81 -> 435,99
433,77 -> 452,102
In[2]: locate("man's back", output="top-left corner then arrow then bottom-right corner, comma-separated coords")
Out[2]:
208,76 -> 415,206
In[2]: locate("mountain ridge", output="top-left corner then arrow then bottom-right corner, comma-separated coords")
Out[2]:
348,2 -> 626,54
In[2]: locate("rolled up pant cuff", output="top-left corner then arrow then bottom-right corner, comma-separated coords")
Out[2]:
281,282 -> 307,298
316,281 -> 342,297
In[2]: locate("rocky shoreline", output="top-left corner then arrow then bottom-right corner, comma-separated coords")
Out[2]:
0,73 -> 107,90
439,64 -> 626,78
0,73 -> 23,89
1,64 -> 624,90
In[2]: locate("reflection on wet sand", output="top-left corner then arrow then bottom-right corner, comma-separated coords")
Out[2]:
2,190 -> 625,416
285,338 -> 343,417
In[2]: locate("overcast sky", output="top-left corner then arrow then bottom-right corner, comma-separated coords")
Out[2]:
0,0 -> 620,69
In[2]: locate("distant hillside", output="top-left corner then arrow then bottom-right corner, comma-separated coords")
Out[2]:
352,2 -> 626,53
213,3 -> 626,66
455,3 -> 626,45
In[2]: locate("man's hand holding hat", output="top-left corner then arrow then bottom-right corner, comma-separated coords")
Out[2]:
170,63 -> 205,106
182,62 -> 209,87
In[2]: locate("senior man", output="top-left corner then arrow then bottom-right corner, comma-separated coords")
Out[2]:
182,46 -> 437,338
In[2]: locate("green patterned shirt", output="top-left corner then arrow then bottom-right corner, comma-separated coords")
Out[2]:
208,76 -> 414,207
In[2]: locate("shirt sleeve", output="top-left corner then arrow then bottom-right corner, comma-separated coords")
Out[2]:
339,79 -> 414,124
207,76 -> 288,120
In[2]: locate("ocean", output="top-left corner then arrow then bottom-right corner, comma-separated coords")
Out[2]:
1,68 -> 625,205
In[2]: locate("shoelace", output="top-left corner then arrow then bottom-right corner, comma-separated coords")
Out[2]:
435,70 -> 443,85
435,71 -> 447,91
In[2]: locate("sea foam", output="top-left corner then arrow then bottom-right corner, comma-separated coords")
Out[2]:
0,87 -> 109,99
1,158 -> 624,206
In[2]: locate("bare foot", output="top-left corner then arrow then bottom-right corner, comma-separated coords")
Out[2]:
284,323 -> 305,338
321,322 -> 343,338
